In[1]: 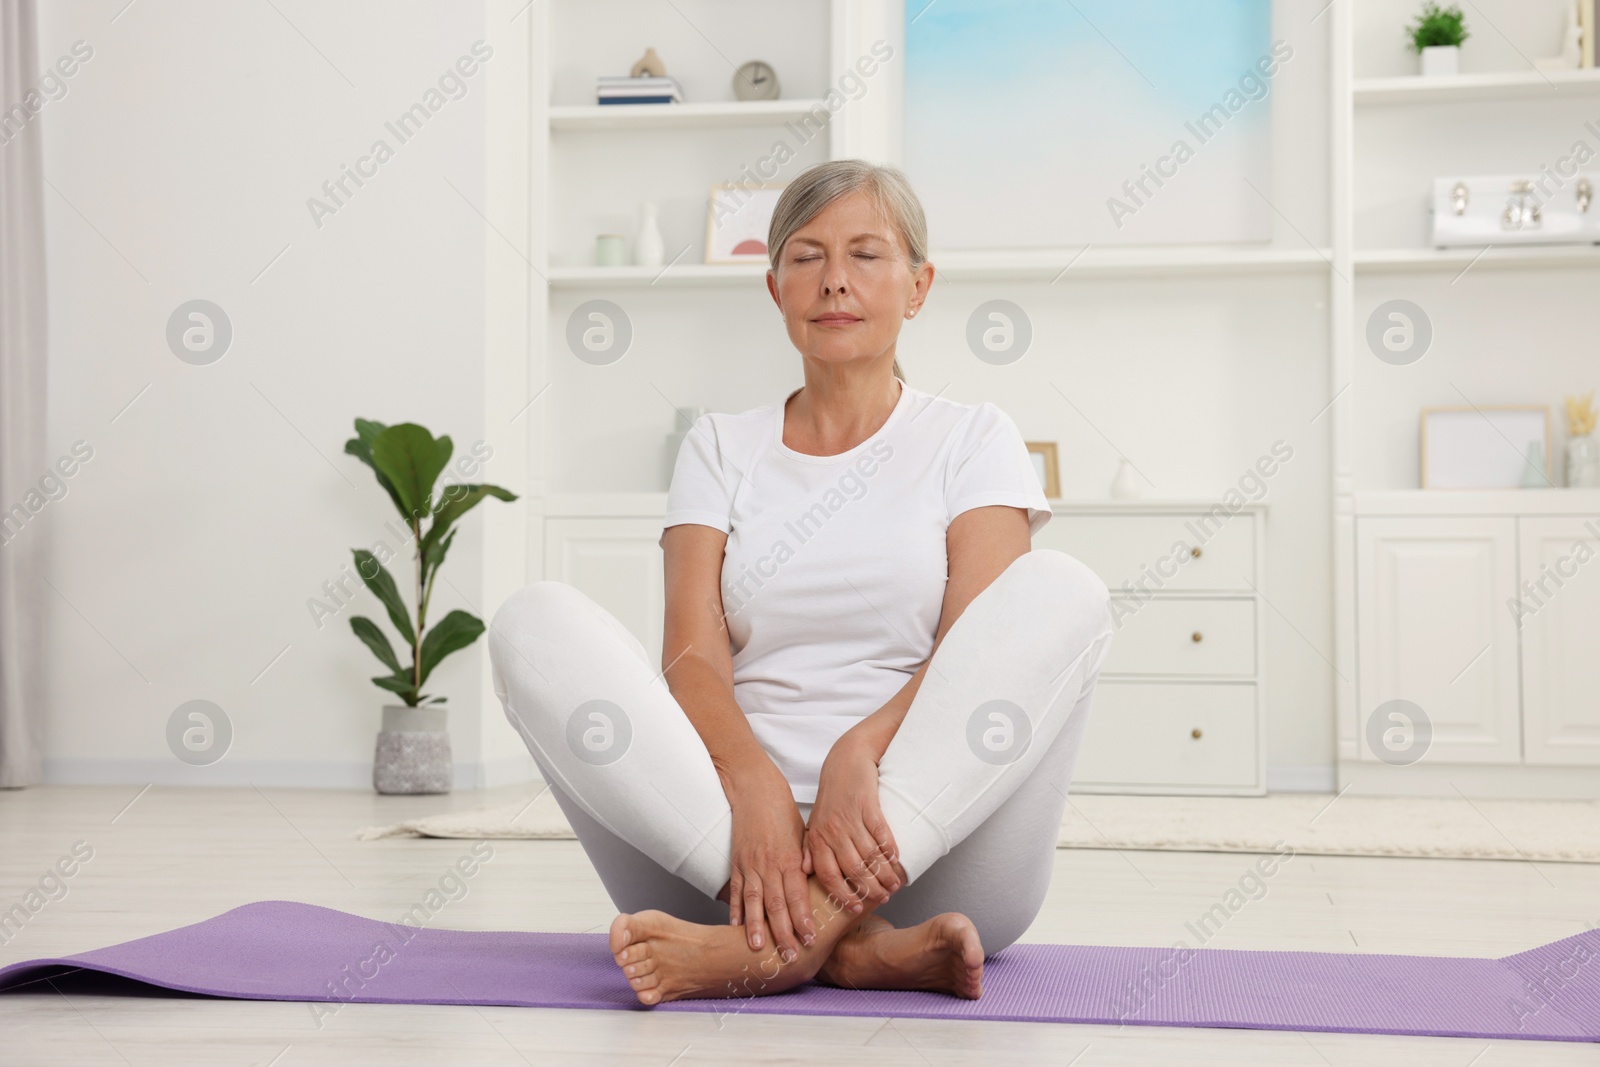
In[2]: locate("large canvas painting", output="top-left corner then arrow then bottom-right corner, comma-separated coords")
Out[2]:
905,0 -> 1280,248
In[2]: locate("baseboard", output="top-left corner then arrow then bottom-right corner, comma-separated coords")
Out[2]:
41,756 -> 539,791
1337,760 -> 1600,799
1266,764 -> 1338,793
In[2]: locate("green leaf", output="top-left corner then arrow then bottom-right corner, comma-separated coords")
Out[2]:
416,609 -> 485,686
420,483 -> 518,557
370,424 -> 452,522
344,419 -> 407,517
423,527 -> 456,589
349,616 -> 402,674
352,549 -> 415,646
371,673 -> 420,705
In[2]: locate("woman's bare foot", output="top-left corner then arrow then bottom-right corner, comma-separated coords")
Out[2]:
611,882 -> 864,1005
816,913 -> 984,999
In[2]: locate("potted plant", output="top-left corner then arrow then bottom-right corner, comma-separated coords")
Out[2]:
1408,2 -> 1469,76
344,419 -> 517,794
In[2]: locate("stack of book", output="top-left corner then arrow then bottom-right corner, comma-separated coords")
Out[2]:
596,75 -> 684,106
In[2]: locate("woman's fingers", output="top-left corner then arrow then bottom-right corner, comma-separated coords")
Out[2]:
764,881 -> 801,962
829,835 -> 882,910
840,833 -> 891,905
852,822 -> 899,897
865,807 -> 899,870
727,871 -> 744,927
742,875 -> 768,951
782,865 -> 815,946
809,837 -> 855,911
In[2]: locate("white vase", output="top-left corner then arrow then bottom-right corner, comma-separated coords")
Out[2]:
634,202 -> 665,267
373,703 -> 452,795
1109,458 -> 1142,500
1420,45 -> 1460,77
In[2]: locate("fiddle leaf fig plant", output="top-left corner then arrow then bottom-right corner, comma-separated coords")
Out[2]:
343,419 -> 517,706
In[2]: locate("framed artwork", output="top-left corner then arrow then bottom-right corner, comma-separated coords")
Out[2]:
705,183 -> 785,264
905,0 -> 1274,248
1026,441 -> 1061,499
1420,406 -> 1551,489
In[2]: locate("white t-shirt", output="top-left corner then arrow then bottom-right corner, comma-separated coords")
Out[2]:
662,380 -> 1052,802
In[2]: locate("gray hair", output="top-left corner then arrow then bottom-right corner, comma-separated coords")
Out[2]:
767,160 -> 928,382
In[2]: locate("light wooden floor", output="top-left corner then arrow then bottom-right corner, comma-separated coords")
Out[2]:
1,784 -> 1596,1065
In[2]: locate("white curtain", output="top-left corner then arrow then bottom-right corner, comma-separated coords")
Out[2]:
0,0 -> 48,787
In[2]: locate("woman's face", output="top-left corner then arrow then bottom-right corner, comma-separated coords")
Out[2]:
767,189 -> 933,374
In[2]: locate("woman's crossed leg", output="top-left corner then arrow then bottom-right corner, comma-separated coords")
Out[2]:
488,548 -> 1113,1004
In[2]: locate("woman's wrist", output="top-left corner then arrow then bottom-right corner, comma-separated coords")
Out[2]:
716,750 -> 790,805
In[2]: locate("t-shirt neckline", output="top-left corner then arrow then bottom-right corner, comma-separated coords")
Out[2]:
773,379 -> 911,464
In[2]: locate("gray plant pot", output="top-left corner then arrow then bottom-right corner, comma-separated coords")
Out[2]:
373,703 -> 452,795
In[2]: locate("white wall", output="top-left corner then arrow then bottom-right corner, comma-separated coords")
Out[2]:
35,0 -> 533,787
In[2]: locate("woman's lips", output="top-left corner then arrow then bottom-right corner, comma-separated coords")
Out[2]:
813,314 -> 861,325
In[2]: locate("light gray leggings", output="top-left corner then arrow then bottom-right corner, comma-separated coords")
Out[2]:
488,548 -> 1114,955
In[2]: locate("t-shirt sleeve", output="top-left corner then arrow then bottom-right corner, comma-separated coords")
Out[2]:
663,414 -> 734,535
945,402 -> 1054,536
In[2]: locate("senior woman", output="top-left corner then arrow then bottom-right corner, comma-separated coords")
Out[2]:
489,159 -> 1113,1005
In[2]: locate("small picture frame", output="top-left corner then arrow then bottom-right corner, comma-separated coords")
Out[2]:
1026,441 -> 1061,498
705,183 -> 785,264
1420,405 -> 1551,489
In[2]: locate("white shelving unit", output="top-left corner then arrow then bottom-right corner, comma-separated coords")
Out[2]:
528,0 -> 1599,797
1331,0 -> 1600,797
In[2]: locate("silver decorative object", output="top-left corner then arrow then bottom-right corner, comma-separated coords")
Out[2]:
1567,434 -> 1600,488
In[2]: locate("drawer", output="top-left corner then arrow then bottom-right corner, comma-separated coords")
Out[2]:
1104,598 -> 1255,677
1035,512 -> 1256,592
1074,681 -> 1260,790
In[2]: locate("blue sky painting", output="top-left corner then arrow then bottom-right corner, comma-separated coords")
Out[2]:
904,0 -> 1280,247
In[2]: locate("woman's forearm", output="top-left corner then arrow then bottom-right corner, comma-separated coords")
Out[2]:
665,654 -> 787,798
841,661 -> 929,762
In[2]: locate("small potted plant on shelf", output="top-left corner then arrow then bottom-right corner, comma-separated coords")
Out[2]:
1408,2 -> 1469,76
344,418 -> 517,795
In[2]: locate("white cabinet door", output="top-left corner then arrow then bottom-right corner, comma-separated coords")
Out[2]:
1518,517 -> 1600,765
1356,516 -> 1521,763
542,518 -> 665,667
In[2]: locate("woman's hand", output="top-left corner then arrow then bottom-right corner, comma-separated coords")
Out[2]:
722,765 -> 816,960
806,730 -> 902,913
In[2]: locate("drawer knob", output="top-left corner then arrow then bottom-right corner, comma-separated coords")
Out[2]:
1191,727 -> 1203,739
1191,631 -> 1204,643
1191,546 -> 1203,559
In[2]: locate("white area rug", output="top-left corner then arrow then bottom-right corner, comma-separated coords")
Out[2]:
357,790 -> 1600,863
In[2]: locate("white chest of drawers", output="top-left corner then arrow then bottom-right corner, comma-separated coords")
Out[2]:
1032,502 -> 1268,796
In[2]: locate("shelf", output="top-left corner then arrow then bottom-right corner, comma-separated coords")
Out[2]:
1354,244 -> 1600,273
549,99 -> 829,131
1353,68 -> 1600,105
547,247 -> 1333,288
548,264 -> 769,288
1355,489 -> 1600,516
931,246 -> 1333,281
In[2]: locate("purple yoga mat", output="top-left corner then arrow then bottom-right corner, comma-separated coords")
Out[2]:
1,901 -> 1596,1041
